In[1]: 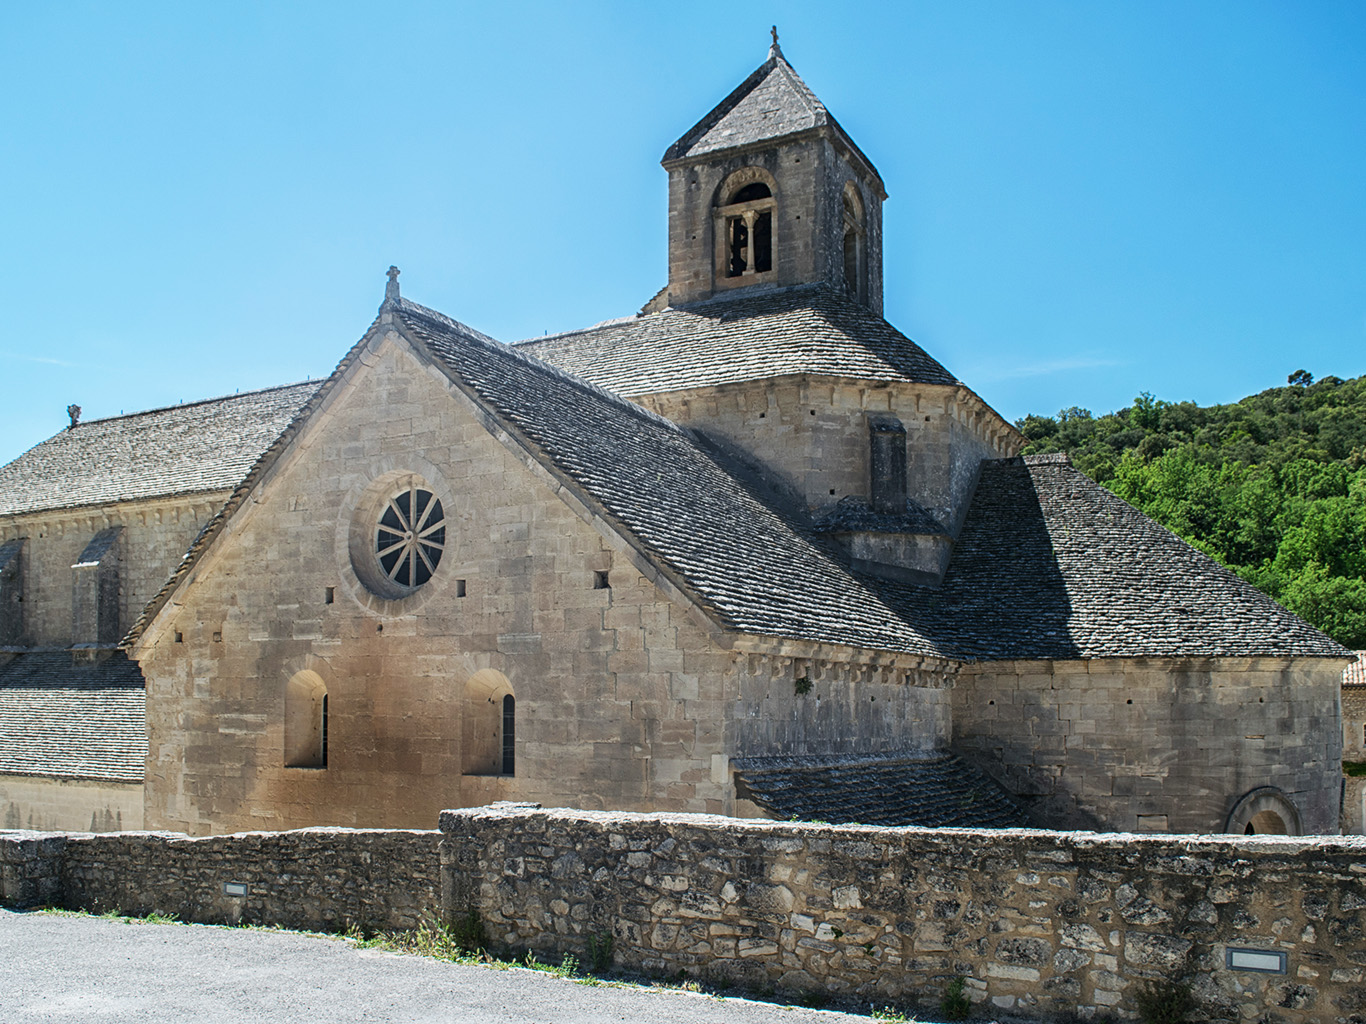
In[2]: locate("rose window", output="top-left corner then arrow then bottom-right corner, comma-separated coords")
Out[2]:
375,484 -> 446,589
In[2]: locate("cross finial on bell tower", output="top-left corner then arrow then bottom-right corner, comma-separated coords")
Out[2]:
384,265 -> 400,306
769,25 -> 780,57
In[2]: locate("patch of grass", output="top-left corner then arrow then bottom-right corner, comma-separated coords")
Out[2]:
870,1007 -> 911,1023
43,907 -> 181,926
1344,761 -> 1366,778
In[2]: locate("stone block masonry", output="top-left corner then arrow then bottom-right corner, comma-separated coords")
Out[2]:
0,827 -> 439,931
440,805 -> 1366,1024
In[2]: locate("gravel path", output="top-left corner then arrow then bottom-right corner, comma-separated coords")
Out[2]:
0,909 -> 936,1024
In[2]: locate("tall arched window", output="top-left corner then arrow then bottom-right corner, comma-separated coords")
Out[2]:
715,169 -> 778,284
841,184 -> 866,303
284,670 -> 328,768
462,669 -> 515,776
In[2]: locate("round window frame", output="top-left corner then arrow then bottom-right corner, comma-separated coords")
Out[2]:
347,470 -> 452,605
374,481 -> 446,591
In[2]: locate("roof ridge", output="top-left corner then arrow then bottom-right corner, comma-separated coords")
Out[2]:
61,379 -> 321,430
396,305 -> 687,438
773,54 -> 826,122
395,297 -> 500,346
663,52 -> 782,163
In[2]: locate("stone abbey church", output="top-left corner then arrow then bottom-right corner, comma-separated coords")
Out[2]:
0,42 -> 1353,839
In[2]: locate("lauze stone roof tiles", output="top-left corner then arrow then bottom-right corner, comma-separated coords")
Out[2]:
0,652 -> 146,783
731,750 -> 1027,828
513,285 -> 959,396
0,381 -> 322,516
404,301 -> 1348,662
882,456 -> 1350,661
662,45 -> 878,182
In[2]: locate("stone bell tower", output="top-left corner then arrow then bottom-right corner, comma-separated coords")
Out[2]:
660,31 -> 887,312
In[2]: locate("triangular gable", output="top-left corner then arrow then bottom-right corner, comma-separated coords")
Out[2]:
662,45 -> 881,190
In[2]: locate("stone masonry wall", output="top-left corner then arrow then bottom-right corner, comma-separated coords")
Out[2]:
0,826 -> 439,930
134,338 -> 961,836
441,805 -> 1366,1024
1,776 -> 142,832
0,494 -> 224,647
954,657 -> 1343,835
637,379 -> 1015,529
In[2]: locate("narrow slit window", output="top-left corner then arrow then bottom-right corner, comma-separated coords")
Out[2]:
501,695 -> 515,776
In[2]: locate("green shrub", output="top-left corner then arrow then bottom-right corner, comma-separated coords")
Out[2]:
1134,979 -> 1195,1024
940,976 -> 971,1021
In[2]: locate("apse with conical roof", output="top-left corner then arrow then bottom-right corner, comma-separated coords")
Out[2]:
661,34 -> 886,312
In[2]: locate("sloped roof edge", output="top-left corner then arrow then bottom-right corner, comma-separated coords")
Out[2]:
661,47 -> 883,190
121,316 -> 391,651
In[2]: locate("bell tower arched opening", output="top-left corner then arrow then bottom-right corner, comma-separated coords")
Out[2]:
713,168 -> 778,287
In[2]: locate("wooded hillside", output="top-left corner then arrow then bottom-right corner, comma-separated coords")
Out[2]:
1018,372 -> 1366,649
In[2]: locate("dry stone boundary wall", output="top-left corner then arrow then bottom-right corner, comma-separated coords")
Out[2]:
4,807 -> 1366,1023
442,805 -> 1366,1024
0,826 -> 439,931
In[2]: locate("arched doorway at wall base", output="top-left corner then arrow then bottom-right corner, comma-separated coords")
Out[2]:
1225,786 -> 1302,836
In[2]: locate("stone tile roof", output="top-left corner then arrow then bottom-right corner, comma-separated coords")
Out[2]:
0,652 -> 146,782
731,750 -> 1027,828
396,299 -> 949,657
880,455 -> 1350,660
663,46 -> 879,185
814,496 -> 947,537
0,381 -> 322,517
513,285 -> 959,396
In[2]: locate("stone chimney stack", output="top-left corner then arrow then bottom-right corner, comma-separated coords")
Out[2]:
868,415 -> 907,513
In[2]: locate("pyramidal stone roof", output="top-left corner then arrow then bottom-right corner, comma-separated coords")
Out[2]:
663,41 -> 879,183
514,285 -> 959,396
0,381 -> 322,517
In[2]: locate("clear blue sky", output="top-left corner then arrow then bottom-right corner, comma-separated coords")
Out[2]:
2,1 -> 1363,464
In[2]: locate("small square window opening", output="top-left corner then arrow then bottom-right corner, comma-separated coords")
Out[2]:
593,570 -> 610,590
456,579 -> 467,598
324,586 -> 335,605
